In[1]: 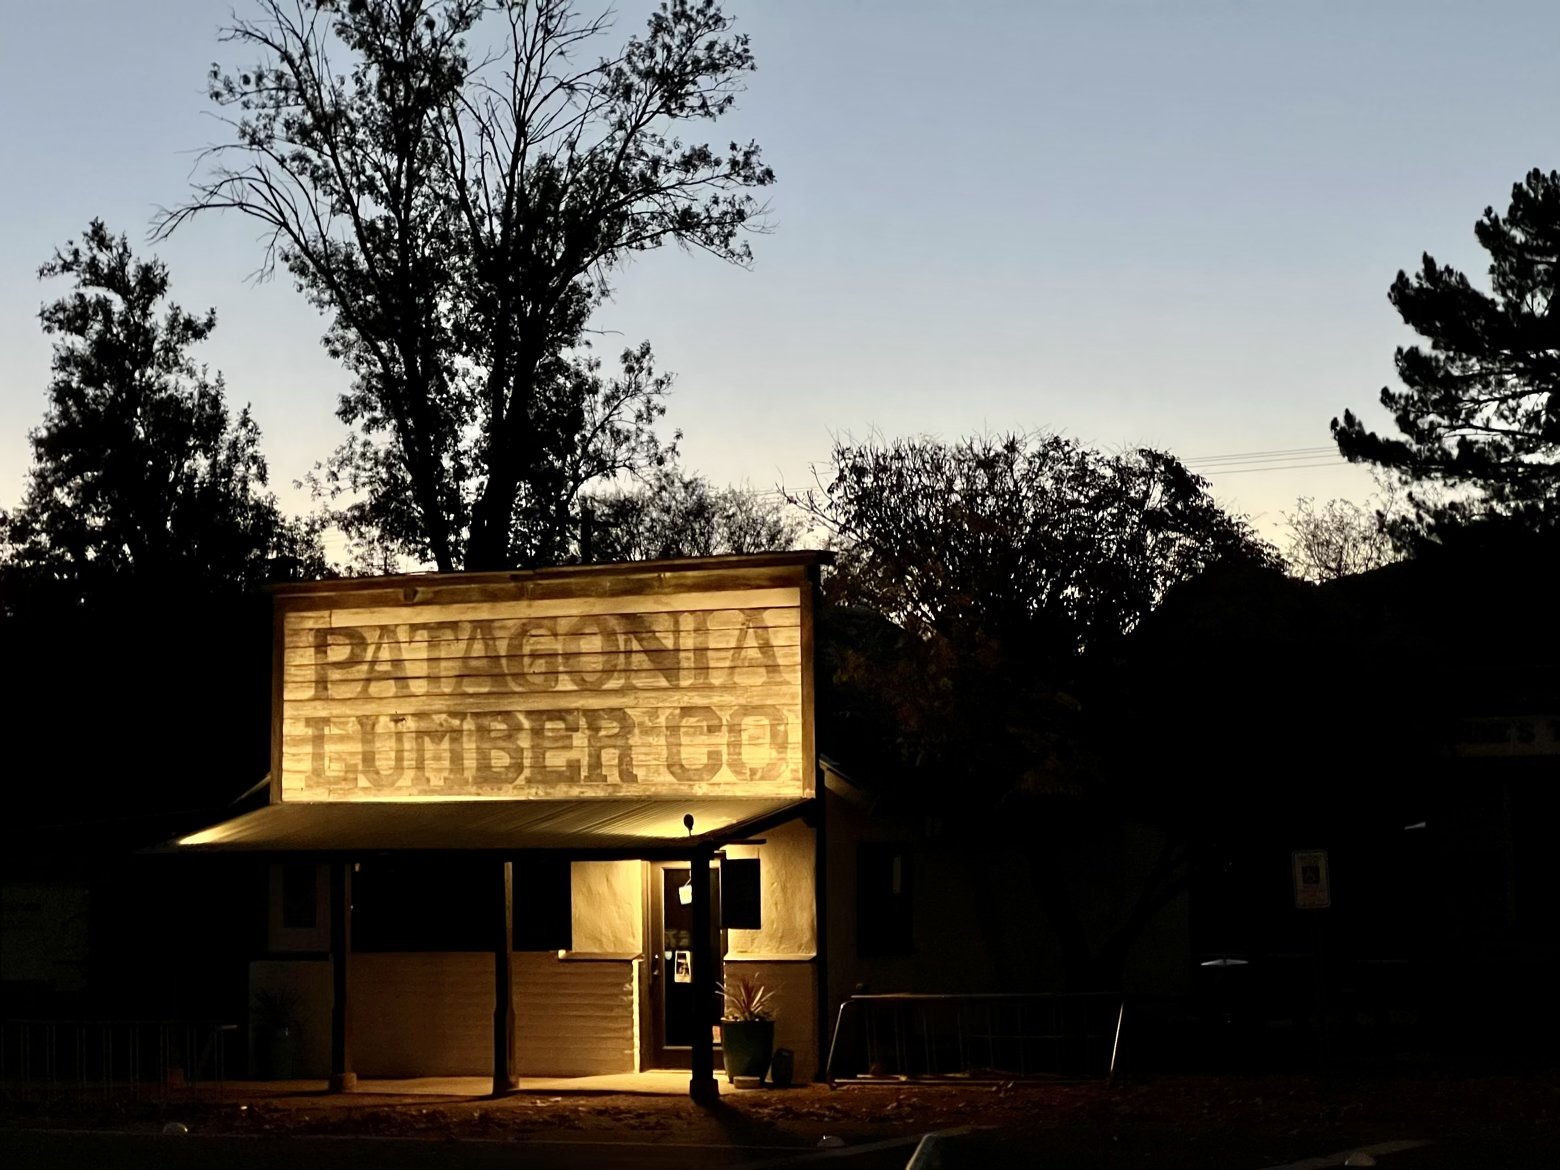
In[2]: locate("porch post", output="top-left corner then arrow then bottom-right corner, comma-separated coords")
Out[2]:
493,858 -> 518,1096
329,861 -> 356,1091
688,847 -> 718,1103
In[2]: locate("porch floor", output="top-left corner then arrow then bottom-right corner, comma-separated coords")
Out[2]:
269,1071 -> 740,1097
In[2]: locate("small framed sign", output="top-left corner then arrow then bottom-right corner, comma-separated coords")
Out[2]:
673,949 -> 692,983
1292,849 -> 1330,910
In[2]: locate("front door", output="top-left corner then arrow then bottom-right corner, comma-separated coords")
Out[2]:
649,863 -> 722,1069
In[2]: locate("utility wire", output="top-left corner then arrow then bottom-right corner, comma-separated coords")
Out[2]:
1203,460 -> 1347,475
1183,445 -> 1336,464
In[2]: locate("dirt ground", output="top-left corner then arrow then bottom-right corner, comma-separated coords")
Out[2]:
5,1073 -> 1559,1167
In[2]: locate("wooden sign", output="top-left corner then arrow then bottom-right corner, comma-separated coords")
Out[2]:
272,563 -> 816,801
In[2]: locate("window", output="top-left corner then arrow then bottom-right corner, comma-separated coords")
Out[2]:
721,857 -> 762,930
512,857 -> 573,951
280,863 -> 318,930
857,843 -> 913,956
352,857 -> 572,952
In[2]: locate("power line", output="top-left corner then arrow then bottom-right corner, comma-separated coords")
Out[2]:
1204,460 -> 1348,475
1183,445 -> 1336,464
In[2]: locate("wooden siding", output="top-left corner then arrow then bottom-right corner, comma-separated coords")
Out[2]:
514,954 -> 636,1077
352,952 -> 635,1077
276,571 -> 810,801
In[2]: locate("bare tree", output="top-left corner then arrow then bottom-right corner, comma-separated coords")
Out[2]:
585,469 -> 800,561
159,0 -> 775,570
1281,478 -> 1408,582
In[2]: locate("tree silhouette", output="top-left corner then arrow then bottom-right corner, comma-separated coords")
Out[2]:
1281,478 -> 1407,582
160,0 -> 775,571
584,469 -> 800,561
2,221 -> 321,613
801,433 -> 1279,988
1332,168 -> 1559,537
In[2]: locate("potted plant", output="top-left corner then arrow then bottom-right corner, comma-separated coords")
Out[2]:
251,987 -> 301,1079
718,973 -> 776,1085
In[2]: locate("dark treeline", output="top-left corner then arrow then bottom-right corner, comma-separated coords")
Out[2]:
0,1 -> 1554,1057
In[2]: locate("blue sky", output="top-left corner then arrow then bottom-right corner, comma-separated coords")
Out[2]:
2,0 -> 1556,550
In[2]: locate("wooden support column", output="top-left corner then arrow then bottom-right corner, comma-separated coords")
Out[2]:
688,848 -> 718,1103
492,859 -> 518,1097
329,861 -> 356,1092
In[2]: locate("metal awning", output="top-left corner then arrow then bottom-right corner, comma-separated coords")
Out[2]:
159,796 -> 811,859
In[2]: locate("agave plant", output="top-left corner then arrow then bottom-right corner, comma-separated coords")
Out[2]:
718,973 -> 776,1021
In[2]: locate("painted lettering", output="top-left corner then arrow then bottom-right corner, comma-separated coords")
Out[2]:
411,622 -> 460,695
304,716 -> 333,785
356,714 -> 406,787
311,627 -> 366,699
528,709 -> 582,784
667,705 -> 723,783
564,615 -> 620,690
506,618 -> 559,692
678,610 -> 711,685
724,609 -> 784,683
359,625 -> 412,697
726,704 -> 789,784
471,711 -> 524,785
584,708 -> 638,784
409,713 -> 465,785
457,620 -> 507,693
619,612 -> 681,688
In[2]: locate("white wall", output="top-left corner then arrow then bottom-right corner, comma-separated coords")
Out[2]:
723,818 -> 816,957
570,860 -> 642,954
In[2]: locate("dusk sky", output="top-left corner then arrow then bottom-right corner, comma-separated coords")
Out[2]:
2,0 -> 1555,558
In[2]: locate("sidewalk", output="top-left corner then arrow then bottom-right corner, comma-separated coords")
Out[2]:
253,1071 -> 740,1098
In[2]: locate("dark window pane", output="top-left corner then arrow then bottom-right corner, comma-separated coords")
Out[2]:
721,858 -> 762,930
352,859 -> 490,951
281,863 -> 317,930
857,843 -> 913,956
513,857 -> 573,951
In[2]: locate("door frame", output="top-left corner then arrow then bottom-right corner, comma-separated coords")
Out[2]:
645,859 -> 724,1070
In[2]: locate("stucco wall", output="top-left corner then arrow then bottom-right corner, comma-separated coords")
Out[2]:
723,818 -> 816,957
571,860 -> 643,954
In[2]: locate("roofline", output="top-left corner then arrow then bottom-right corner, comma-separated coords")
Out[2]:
267,550 -> 834,596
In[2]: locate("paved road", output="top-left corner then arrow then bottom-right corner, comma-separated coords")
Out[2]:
1,1128 -> 920,1170
8,1126 -> 1557,1169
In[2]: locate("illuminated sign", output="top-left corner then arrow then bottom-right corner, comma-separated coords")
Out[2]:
276,582 -> 808,800
1291,849 -> 1330,911
1451,715 -> 1560,757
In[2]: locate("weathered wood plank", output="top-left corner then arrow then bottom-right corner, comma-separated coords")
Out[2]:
282,588 -> 799,631
282,683 -> 801,718
279,624 -> 803,667
278,771 -> 806,800
280,664 -> 802,703
276,565 -> 810,614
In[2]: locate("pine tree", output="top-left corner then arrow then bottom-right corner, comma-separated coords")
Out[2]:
1332,168 -> 1559,535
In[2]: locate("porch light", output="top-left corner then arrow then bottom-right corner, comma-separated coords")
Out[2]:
678,813 -> 696,902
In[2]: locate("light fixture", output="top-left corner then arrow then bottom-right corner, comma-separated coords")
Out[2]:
678,813 -> 695,903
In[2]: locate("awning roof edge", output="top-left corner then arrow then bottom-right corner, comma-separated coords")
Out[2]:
150,795 -> 814,860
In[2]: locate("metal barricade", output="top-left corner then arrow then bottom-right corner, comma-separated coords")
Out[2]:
825,992 -> 1125,1085
0,1019 -> 235,1101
